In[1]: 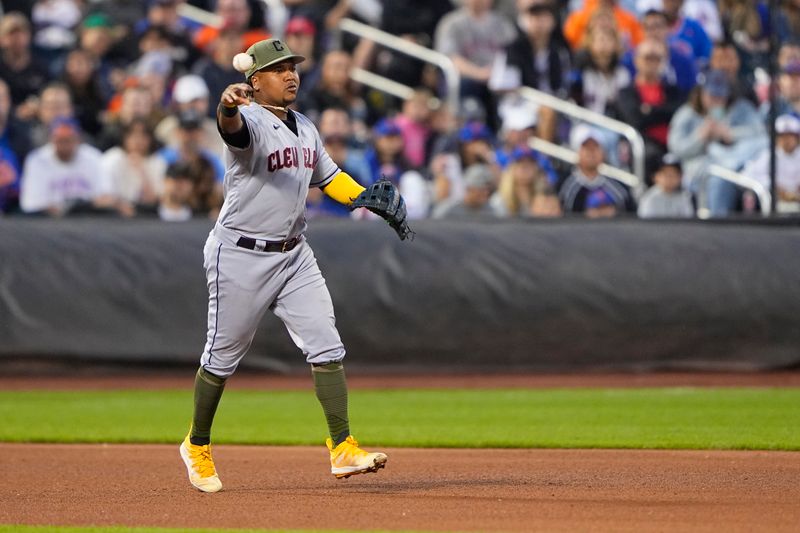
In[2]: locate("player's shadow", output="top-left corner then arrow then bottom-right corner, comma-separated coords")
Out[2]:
236,475 -> 540,495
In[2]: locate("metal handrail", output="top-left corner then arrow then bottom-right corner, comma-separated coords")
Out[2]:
338,17 -> 460,114
707,164 -> 772,216
528,138 -> 639,188
176,2 -> 222,27
350,68 -> 443,109
350,68 -> 415,100
518,86 -> 646,187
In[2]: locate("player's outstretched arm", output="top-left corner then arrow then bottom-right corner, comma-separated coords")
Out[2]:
217,83 -> 252,133
322,172 -> 366,206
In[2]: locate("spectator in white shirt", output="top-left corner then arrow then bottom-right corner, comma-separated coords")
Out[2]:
20,117 -> 109,215
742,114 -> 800,214
100,117 -> 166,217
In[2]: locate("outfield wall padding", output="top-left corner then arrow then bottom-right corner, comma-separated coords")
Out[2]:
1,218 -> 799,372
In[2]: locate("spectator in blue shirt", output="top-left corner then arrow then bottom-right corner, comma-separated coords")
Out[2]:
662,0 -> 712,70
157,109 -> 223,218
307,108 -> 371,218
362,119 -> 432,219
0,143 -> 20,213
364,119 -> 411,186
158,110 -> 224,182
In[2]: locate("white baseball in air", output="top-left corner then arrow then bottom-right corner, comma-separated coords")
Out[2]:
232,53 -> 254,73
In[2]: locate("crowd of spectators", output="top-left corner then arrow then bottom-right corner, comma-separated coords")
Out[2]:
1,0 -> 800,221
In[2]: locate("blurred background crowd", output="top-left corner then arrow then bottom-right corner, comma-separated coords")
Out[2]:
1,0 -> 800,221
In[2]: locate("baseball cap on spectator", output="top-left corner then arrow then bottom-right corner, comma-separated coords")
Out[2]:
0,12 -> 30,36
510,146 -> 540,163
776,114 -> 800,135
49,116 -> 81,136
526,3 -> 555,16
286,16 -> 316,36
782,61 -> 800,75
570,124 -> 604,150
82,12 -> 113,29
177,109 -> 203,130
637,0 -> 665,14
173,75 -> 209,104
660,152 -> 682,172
701,70 -> 731,98
459,121 -> 492,143
166,161 -> 194,180
463,164 -> 493,189
498,97 -> 539,133
135,50 -> 173,78
585,188 -> 615,209
373,119 -> 401,137
502,111 -> 537,132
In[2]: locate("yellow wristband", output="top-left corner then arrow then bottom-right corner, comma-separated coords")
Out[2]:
323,172 -> 366,205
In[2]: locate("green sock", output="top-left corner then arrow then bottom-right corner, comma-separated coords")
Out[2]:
312,362 -> 350,446
190,367 -> 227,446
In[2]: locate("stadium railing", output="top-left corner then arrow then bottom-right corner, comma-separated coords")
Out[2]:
707,164 -> 772,216
337,17 -> 460,115
527,136 -> 639,189
177,2 -> 223,27
335,17 -> 644,192
518,86 -> 646,190
91,2 -> 772,217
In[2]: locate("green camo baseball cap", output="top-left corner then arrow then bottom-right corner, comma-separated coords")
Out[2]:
244,38 -> 305,79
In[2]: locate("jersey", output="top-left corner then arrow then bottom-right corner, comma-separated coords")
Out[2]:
201,102 -> 346,377
558,170 -> 636,214
216,103 -> 340,240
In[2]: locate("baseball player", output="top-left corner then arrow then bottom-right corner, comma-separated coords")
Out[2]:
179,38 -> 411,493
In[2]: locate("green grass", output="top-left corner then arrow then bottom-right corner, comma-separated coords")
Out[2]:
0,388 -> 798,450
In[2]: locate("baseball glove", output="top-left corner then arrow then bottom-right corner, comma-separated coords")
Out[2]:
351,178 -> 414,241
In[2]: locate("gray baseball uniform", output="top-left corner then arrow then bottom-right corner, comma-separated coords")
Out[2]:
200,103 -> 344,377
180,40 -> 387,495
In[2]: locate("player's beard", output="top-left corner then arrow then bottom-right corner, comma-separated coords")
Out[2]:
261,85 -> 297,110
282,91 -> 297,107
267,91 -> 295,112
283,81 -> 299,106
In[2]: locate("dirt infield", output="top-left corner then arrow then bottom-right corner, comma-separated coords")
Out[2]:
3,372 -> 799,532
2,444 -> 799,532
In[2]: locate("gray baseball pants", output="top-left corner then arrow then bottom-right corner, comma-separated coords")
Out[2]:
199,224 -> 345,378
